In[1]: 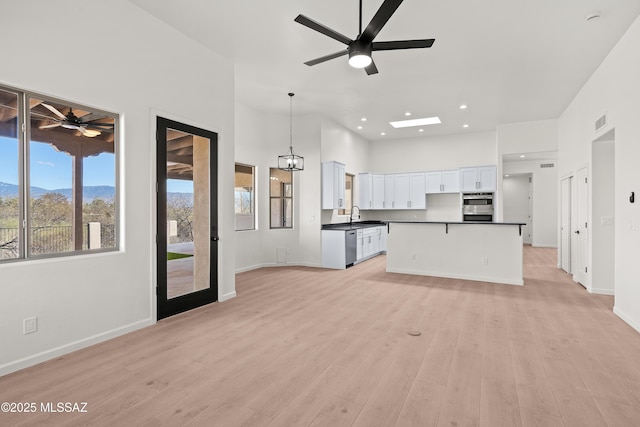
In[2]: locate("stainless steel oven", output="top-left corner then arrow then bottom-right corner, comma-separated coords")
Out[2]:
462,193 -> 493,222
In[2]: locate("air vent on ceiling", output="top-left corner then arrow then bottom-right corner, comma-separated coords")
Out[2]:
540,163 -> 555,168
595,114 -> 607,132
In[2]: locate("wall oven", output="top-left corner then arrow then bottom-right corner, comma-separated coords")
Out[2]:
462,193 -> 494,222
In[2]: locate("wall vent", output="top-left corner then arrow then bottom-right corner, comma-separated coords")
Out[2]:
540,163 -> 555,168
595,114 -> 607,132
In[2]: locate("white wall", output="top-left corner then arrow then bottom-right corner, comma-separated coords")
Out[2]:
503,175 -> 531,243
369,131 -> 497,173
558,15 -> 640,331
591,140 -> 615,295
0,0 -> 236,375
234,103 -> 322,272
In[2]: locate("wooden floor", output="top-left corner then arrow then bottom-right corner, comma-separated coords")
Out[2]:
2,247 -> 640,426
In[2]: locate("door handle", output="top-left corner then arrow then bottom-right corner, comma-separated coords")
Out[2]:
212,236 -> 220,241
574,230 -> 580,234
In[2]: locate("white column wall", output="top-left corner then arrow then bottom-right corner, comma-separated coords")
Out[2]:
234,103 -> 322,272
558,15 -> 640,332
0,0 -> 236,375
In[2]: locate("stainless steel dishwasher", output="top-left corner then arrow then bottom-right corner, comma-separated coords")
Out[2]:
345,229 -> 357,267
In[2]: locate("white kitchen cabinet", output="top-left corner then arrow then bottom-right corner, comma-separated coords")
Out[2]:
356,229 -> 363,260
392,173 -> 426,209
409,173 -> 426,208
426,170 -> 460,193
322,161 -> 346,209
359,173 -> 385,210
378,226 -> 387,252
384,175 -> 396,209
372,174 -> 385,209
459,166 -> 496,192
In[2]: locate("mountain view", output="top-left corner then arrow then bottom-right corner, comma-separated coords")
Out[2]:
0,182 -> 193,203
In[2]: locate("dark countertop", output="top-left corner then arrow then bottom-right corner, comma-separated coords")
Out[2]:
321,221 -> 387,231
385,220 -> 526,226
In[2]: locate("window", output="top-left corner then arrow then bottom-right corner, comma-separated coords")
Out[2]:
234,163 -> 255,231
0,85 -> 118,261
339,173 -> 354,216
269,168 -> 292,228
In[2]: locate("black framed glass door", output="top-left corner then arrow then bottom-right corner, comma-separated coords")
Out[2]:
156,117 -> 218,319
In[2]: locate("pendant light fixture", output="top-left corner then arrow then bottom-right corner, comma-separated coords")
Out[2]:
278,92 -> 304,171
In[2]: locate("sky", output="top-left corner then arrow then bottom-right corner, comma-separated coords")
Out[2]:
1,136 -> 193,193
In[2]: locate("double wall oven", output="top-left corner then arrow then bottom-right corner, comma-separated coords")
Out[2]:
462,193 -> 494,222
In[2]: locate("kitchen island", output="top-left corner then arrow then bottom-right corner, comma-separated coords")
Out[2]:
386,221 -> 525,285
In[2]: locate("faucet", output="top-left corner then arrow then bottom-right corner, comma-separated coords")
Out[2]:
350,205 -> 361,226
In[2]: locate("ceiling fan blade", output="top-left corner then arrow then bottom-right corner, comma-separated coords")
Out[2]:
41,103 -> 67,120
372,39 -> 435,51
39,122 -> 62,129
365,60 -> 379,75
360,0 -> 404,43
304,49 -> 349,66
295,15 -> 353,45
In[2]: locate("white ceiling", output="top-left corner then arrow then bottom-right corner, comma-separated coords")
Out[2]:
130,0 -> 640,141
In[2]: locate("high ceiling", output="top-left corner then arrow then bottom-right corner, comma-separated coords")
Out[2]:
130,0 -> 640,141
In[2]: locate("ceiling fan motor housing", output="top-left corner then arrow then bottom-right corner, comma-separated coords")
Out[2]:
348,39 -> 372,68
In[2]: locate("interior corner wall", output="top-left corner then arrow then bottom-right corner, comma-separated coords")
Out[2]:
557,14 -> 640,332
234,103 -> 322,272
0,0 -> 236,376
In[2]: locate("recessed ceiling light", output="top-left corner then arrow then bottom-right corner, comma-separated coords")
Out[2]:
380,132 -> 386,136
357,126 -> 363,130
405,112 -> 412,116
505,174 -> 510,177
520,155 -> 526,158
459,104 -> 468,110
418,129 -> 424,132
463,124 -> 469,128
389,116 -> 441,128
361,117 -> 367,122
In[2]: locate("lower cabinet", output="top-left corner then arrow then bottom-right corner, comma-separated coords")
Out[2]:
323,226 -> 387,269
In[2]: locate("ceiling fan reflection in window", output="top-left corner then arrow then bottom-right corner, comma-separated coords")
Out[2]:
295,0 -> 435,75
38,103 -> 114,138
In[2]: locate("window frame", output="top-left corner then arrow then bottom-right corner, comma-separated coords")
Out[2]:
269,167 -> 293,229
0,84 -> 120,263
234,162 -> 256,231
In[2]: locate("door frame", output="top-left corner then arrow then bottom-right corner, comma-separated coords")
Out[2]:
156,116 -> 219,320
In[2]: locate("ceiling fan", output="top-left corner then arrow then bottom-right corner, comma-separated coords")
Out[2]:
295,0 -> 435,75
39,103 -> 114,138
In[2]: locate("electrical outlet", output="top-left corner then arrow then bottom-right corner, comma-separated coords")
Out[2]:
24,317 -> 37,334
410,253 -> 416,260
482,257 -> 489,266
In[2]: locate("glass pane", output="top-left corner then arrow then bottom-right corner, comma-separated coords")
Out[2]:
28,98 -> 116,256
270,198 -> 283,228
283,198 -> 293,227
0,89 -> 20,260
166,129 -> 210,299
235,164 -> 254,230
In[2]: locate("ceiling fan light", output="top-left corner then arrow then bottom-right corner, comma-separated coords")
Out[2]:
348,53 -> 372,68
83,129 -> 101,138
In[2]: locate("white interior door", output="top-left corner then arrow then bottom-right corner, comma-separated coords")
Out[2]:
560,176 -> 572,273
575,167 -> 589,286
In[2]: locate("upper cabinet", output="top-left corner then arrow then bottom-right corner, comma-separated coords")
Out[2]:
322,161 -> 346,209
459,166 -> 496,192
425,170 -> 460,194
359,173 -> 385,210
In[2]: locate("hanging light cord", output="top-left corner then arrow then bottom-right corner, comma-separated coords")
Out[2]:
289,92 -> 294,153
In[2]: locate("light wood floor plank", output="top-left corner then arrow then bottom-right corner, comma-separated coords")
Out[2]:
1,247 -> 640,427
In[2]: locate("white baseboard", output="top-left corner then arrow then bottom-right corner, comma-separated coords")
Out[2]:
385,268 -> 523,286
219,291 -> 237,302
532,244 -> 558,248
589,287 -> 615,296
0,318 -> 154,377
235,261 -> 322,274
614,306 -> 640,334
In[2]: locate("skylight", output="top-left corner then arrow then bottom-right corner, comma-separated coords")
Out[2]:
389,116 -> 441,128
